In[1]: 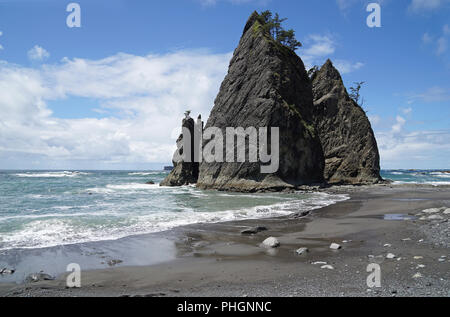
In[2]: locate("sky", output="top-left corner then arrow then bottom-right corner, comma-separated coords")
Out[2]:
0,0 -> 449,170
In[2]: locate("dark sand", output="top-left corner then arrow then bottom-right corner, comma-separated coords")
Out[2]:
1,184 -> 449,297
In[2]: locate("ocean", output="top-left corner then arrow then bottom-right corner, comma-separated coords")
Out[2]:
0,169 -> 448,252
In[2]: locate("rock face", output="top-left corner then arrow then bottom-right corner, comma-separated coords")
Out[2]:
311,60 -> 381,185
160,117 -> 200,186
195,12 -> 325,192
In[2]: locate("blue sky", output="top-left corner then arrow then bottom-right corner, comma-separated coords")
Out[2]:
0,0 -> 449,170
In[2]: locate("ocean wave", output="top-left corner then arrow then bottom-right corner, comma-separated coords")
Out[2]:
0,192 -> 349,251
13,171 -> 90,178
106,183 -> 160,190
430,172 -> 450,178
393,181 -> 450,186
128,172 -> 161,176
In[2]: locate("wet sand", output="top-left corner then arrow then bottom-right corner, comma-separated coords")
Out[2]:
1,184 -> 449,297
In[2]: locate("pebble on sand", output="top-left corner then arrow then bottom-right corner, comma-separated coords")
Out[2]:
0,268 -> 15,275
413,272 -> 423,279
421,208 -> 444,214
330,243 -> 342,250
296,247 -> 309,255
261,237 -> 280,248
321,265 -> 334,270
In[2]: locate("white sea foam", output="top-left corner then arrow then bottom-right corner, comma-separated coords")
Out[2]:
430,172 -> 450,178
0,192 -> 349,251
393,181 -> 450,186
128,172 -> 161,176
14,171 -> 89,178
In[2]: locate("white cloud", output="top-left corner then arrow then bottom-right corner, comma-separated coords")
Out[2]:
303,35 -> 336,57
378,129 -> 450,169
375,111 -> 450,169
301,34 -> 364,74
336,0 -> 389,13
27,45 -> 50,62
437,37 -> 448,55
409,0 -> 450,12
401,107 -> 413,115
407,86 -> 450,103
422,25 -> 450,56
336,0 -> 359,11
422,32 -> 433,44
334,60 -> 364,74
0,50 -> 231,168
391,115 -> 406,134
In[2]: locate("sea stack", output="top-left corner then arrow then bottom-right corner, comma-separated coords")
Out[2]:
160,116 -> 200,186
311,59 -> 381,184
195,12 -> 325,192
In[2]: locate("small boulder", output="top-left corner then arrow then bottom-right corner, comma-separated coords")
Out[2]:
330,243 -> 342,250
413,272 -> 423,279
107,259 -> 123,267
422,208 -> 442,214
261,237 -> 280,248
25,272 -> 55,283
321,265 -> 334,270
296,247 -> 309,255
146,181 -> 155,185
0,268 -> 15,275
386,253 -> 396,259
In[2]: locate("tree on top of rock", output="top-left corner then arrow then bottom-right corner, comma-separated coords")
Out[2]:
259,10 -> 302,51
349,82 -> 366,108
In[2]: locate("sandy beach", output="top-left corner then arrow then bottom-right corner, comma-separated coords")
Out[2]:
0,184 -> 448,297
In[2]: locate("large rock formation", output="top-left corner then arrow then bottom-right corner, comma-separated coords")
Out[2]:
311,59 -> 381,184
195,12 -> 325,192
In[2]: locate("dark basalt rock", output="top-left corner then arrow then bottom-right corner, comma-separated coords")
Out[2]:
311,59 -> 381,184
161,117 -> 200,186
195,12 -> 325,192
25,272 -> 55,283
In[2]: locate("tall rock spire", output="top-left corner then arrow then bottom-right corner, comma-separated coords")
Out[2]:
195,12 -> 325,192
312,59 -> 381,184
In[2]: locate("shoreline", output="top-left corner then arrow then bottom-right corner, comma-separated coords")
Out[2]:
0,184 -> 449,297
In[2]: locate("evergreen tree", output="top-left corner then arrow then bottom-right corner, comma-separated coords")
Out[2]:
258,11 -> 302,51
349,82 -> 366,107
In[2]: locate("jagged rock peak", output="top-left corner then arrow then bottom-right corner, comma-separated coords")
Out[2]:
243,11 -> 260,35
195,11 -> 325,192
312,59 -> 382,185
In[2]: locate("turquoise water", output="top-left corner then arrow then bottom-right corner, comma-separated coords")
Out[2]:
381,170 -> 450,186
0,169 -> 447,251
0,170 -> 348,251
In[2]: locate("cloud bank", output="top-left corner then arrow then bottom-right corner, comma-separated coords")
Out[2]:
0,51 -> 231,169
